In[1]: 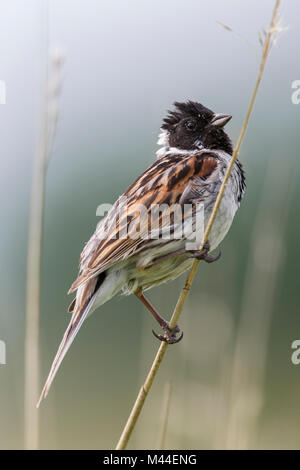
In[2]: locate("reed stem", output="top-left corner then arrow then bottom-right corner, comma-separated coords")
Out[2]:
24,45 -> 64,449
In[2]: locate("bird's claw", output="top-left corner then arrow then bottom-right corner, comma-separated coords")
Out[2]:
152,324 -> 183,344
187,240 -> 221,264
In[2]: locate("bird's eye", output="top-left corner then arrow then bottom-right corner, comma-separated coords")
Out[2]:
185,120 -> 197,131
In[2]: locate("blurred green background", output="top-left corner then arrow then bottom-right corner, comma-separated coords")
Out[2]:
0,0 -> 300,450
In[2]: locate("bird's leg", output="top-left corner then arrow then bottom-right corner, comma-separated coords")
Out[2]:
135,290 -> 183,344
143,247 -> 188,268
145,240 -> 221,267
185,240 -> 221,264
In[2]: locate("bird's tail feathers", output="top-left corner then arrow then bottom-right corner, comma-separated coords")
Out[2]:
36,296 -> 95,408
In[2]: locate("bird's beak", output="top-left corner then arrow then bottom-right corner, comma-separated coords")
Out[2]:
210,113 -> 232,128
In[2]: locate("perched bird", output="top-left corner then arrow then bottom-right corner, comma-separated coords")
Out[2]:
37,100 -> 245,406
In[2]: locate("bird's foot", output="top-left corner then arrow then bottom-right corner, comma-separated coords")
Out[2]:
152,323 -> 183,344
186,240 -> 221,264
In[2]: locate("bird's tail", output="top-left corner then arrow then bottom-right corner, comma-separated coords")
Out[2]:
36,296 -> 95,408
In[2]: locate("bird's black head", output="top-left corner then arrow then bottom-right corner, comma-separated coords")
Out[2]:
161,101 -> 233,154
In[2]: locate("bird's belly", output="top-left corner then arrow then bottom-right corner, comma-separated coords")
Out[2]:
130,252 -> 194,292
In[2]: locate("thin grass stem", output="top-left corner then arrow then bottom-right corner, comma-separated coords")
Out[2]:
157,382 -> 172,450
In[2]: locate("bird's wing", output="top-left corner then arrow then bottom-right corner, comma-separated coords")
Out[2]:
69,151 -> 219,293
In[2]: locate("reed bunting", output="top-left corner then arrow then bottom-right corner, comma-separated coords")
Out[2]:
37,100 -> 245,406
